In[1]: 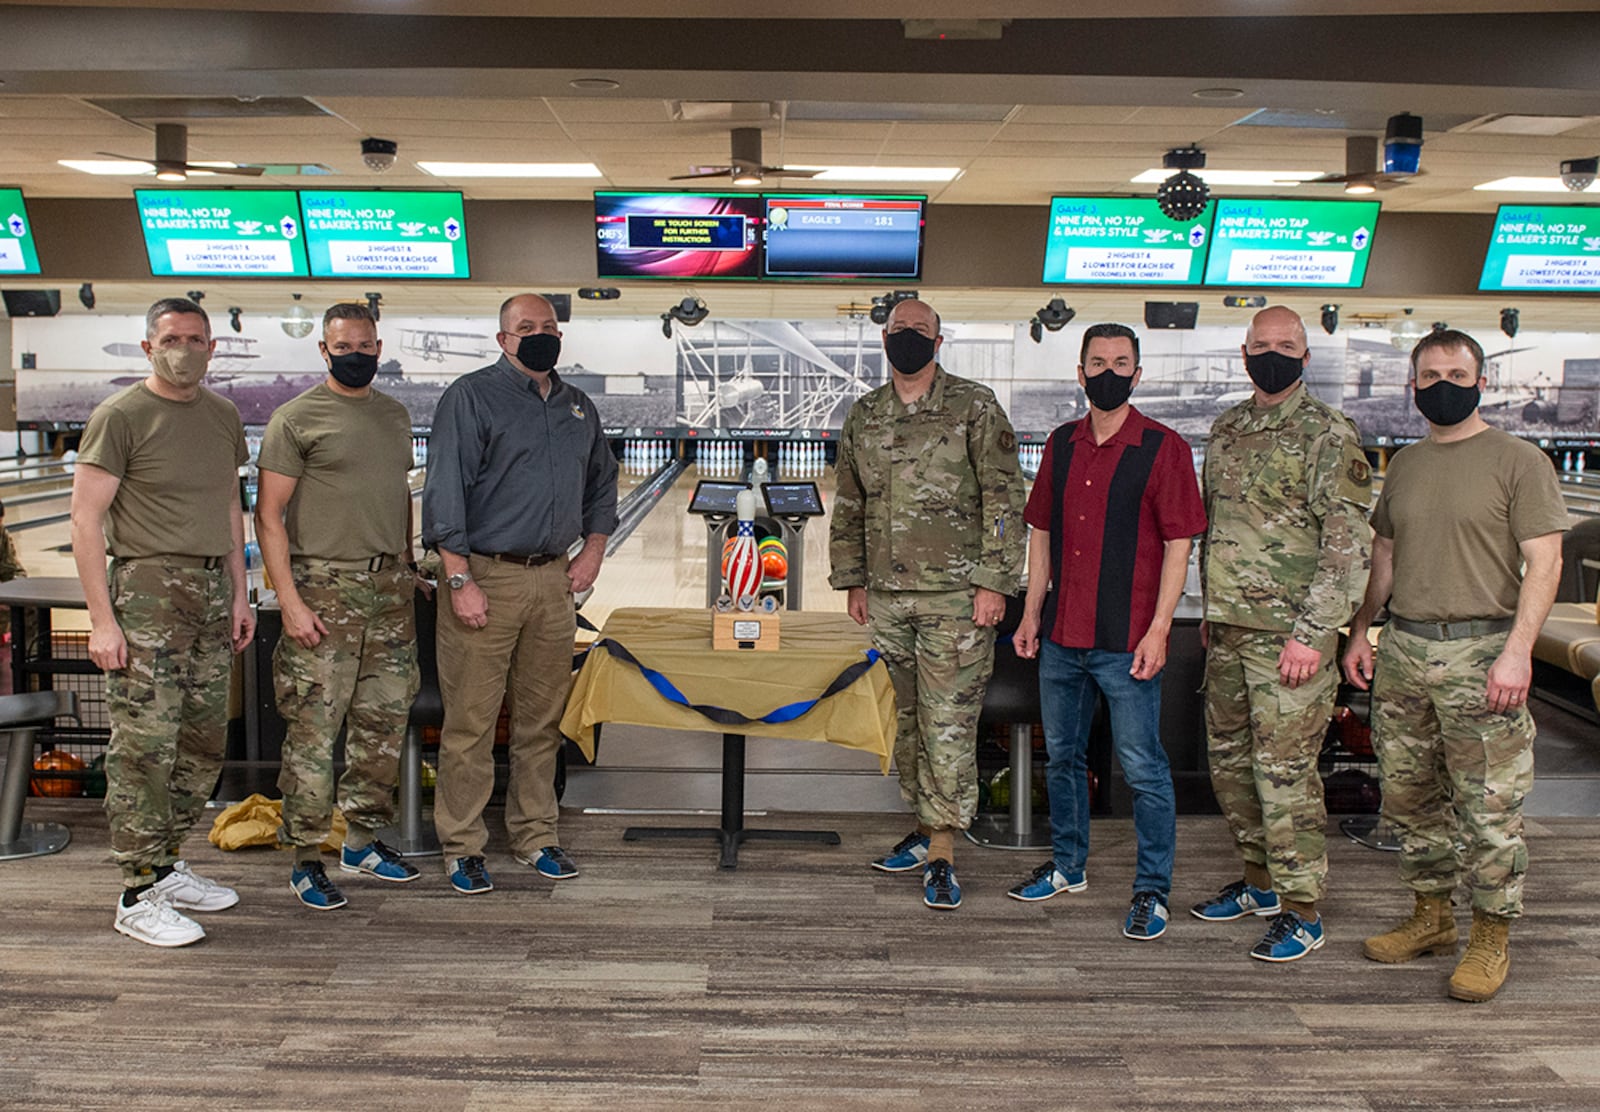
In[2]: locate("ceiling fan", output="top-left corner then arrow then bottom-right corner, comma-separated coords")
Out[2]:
97,122 -> 264,181
670,127 -> 822,186
1296,135 -> 1425,193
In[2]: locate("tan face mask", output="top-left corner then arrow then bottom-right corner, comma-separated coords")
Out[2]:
149,345 -> 209,388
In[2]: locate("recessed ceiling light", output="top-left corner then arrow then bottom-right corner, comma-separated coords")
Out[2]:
59,158 -> 155,175
1193,88 -> 1245,100
569,78 -> 621,91
1130,169 -> 1320,186
785,166 -> 961,182
1474,176 -> 1600,193
416,161 -> 603,178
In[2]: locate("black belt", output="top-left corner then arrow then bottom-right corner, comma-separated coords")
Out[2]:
477,551 -> 562,568
122,554 -> 224,570
294,554 -> 404,572
1390,615 -> 1514,641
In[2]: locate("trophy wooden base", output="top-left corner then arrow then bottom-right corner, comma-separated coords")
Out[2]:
713,610 -> 780,651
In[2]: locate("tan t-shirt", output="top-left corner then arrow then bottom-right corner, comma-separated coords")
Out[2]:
1372,426 -> 1569,621
78,383 -> 247,558
257,383 -> 412,560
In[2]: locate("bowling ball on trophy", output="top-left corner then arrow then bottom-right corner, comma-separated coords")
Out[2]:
760,542 -> 788,580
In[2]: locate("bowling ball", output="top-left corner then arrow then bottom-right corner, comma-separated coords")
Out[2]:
758,536 -> 783,553
31,749 -> 86,798
760,548 -> 788,579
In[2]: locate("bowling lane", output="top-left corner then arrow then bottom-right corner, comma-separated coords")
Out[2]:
582,461 -> 846,632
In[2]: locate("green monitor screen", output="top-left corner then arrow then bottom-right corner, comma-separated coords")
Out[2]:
0,188 -> 42,275
136,189 -> 309,277
1203,198 -> 1380,288
1042,196 -> 1212,285
1478,204 -> 1600,291
301,190 -> 470,279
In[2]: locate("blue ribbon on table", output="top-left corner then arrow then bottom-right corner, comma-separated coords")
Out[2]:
589,638 -> 882,726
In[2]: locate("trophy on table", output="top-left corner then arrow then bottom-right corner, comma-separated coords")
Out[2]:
713,489 -> 780,650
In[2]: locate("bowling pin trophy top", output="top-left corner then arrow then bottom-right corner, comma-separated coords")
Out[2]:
713,488 -> 780,651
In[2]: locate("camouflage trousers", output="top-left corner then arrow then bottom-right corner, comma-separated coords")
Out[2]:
1204,623 -> 1337,904
1372,626 -> 1535,919
104,559 -> 233,885
274,561 -> 418,860
867,588 -> 995,832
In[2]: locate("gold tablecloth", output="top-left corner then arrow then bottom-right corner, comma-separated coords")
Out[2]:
560,607 -> 895,773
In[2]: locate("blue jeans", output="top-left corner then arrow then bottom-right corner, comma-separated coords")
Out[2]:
1038,639 -> 1176,896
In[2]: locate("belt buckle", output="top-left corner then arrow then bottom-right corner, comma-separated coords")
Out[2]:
366,555 -> 387,572
203,555 -> 223,571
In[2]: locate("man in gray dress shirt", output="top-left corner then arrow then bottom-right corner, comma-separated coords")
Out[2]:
422,293 -> 618,894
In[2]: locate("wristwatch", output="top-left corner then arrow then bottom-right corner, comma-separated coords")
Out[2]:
447,572 -> 472,590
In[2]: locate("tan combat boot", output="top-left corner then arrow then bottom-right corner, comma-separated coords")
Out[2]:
1362,894 -> 1457,963
1448,911 -> 1511,1002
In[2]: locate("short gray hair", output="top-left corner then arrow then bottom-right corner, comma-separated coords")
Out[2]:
145,297 -> 210,340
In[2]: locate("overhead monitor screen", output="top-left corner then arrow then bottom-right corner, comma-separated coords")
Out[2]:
0,188 -> 41,276
1203,198 -> 1380,288
762,193 -> 925,280
1478,204 -> 1600,291
136,189 -> 309,277
1042,196 -> 1213,285
301,190 -> 470,278
594,191 -> 762,280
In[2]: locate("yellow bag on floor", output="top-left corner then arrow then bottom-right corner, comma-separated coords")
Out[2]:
207,793 -> 345,852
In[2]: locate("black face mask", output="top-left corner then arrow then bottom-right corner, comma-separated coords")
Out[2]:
1082,369 -> 1135,412
515,332 -> 561,373
1414,379 -> 1481,427
1244,350 -> 1304,394
883,328 -> 937,375
327,350 -> 378,389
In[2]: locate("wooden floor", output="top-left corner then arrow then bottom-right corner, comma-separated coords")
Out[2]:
5,801 -> 1600,1111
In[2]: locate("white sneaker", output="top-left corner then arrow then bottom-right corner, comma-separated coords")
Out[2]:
113,892 -> 205,948
148,860 -> 239,912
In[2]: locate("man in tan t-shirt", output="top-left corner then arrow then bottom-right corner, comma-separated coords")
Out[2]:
1344,328 -> 1567,1003
256,302 -> 423,912
71,296 -> 254,949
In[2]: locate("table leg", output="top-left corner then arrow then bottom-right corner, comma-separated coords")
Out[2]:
965,722 -> 1052,851
6,604 -> 22,696
374,722 -> 440,857
623,731 -> 841,869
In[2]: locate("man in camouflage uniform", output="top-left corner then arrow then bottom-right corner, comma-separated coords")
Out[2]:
1344,329 -> 1566,1002
830,296 -> 1025,911
256,302 -> 423,910
1193,305 -> 1372,962
71,297 -> 254,948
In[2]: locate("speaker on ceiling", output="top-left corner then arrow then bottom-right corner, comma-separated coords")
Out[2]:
540,293 -> 572,323
2,289 -> 61,318
1144,301 -> 1198,330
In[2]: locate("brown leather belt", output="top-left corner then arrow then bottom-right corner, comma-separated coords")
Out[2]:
1389,615 -> 1514,641
478,551 -> 561,567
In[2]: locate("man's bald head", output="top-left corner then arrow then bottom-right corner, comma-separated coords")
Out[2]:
884,297 -> 940,338
1244,305 -> 1309,357
499,293 -> 559,334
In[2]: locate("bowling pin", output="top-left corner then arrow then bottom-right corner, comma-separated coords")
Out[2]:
726,489 -> 763,607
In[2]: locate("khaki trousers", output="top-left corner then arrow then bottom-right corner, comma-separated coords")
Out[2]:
434,554 -> 576,858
